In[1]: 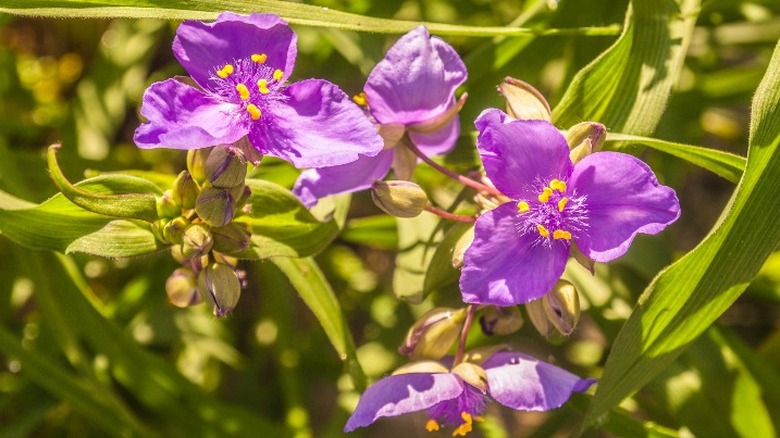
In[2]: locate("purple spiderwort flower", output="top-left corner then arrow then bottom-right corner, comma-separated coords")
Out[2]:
293,26 -> 467,207
460,109 -> 681,306
345,351 -> 595,435
134,12 -> 383,168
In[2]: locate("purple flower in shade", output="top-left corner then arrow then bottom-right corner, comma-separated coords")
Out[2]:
460,109 -> 681,306
134,12 -> 383,168
293,26 -> 467,207
345,352 -> 595,435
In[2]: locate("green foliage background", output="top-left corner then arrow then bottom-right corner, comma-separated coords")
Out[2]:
1,0 -> 779,437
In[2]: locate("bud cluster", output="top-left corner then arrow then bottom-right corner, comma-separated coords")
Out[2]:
155,145 -> 254,317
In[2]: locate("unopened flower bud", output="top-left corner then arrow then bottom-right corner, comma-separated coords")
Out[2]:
181,223 -> 213,260
171,170 -> 200,209
543,280 -> 580,336
205,145 -> 247,188
452,226 -> 475,269
498,77 -> 552,122
479,306 -> 524,336
162,216 -> 190,245
399,307 -> 466,360
198,262 -> 242,317
196,186 -> 237,227
370,180 -> 428,218
166,268 -> 201,308
235,185 -> 252,214
566,122 -> 606,164
451,362 -> 488,394
526,297 -> 554,338
211,222 -> 252,254
156,190 -> 180,218
392,361 -> 449,376
187,147 -> 211,184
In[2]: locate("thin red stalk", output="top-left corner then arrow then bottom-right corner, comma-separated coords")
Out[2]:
424,204 -> 476,223
453,305 -> 477,366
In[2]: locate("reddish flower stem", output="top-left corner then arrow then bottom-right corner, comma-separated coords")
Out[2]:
453,305 -> 477,366
424,204 -> 476,223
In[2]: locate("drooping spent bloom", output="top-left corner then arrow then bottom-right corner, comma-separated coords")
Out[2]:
460,109 -> 680,306
345,351 -> 595,435
134,12 -> 383,168
294,26 -> 467,207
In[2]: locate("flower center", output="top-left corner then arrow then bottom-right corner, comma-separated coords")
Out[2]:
515,178 -> 588,247
425,384 -> 488,436
210,53 -> 286,122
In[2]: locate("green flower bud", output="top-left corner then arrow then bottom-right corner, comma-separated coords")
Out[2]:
452,226 -> 475,269
211,222 -> 251,254
399,307 -> 466,360
162,216 -> 190,245
566,122 -> 606,164
235,185 -> 252,214
543,280 -> 580,336
205,145 -> 247,188
451,362 -> 488,394
198,262 -> 242,317
498,77 -> 552,122
166,267 -> 201,308
151,218 -> 168,243
181,223 -> 213,260
526,297 -> 554,338
370,180 -> 428,218
479,306 -> 524,336
171,170 -> 200,209
196,186 -> 237,227
187,147 -> 211,184
156,190 -> 180,218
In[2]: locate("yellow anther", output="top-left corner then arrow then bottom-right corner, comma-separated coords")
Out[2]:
273,69 -> 284,82
550,179 -> 567,192
216,64 -> 234,78
353,92 -> 367,106
538,187 -> 553,203
425,419 -> 440,432
557,197 -> 569,212
257,79 -> 270,94
251,53 -> 267,64
517,201 -> 530,213
246,104 -> 262,120
235,83 -> 250,100
452,412 -> 474,437
553,229 -> 572,240
537,224 -> 550,238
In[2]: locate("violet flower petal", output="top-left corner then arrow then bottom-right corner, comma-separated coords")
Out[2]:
344,373 -> 463,432
134,78 -> 247,149
476,111 -> 572,200
365,26 -> 467,126
460,203 -> 569,305
173,12 -> 297,89
293,150 -> 394,207
483,352 -> 596,411
570,151 -> 680,262
409,115 -> 461,156
250,79 -> 383,168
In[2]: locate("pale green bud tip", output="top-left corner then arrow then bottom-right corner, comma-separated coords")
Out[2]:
196,187 -> 237,227
156,190 -> 180,218
526,297 -> 554,338
211,223 -> 252,255
566,122 -> 606,164
166,268 -> 201,308
181,223 -> 213,260
498,77 -> 552,122
186,147 -> 211,184
198,262 -> 242,317
172,170 -> 200,209
451,362 -> 489,394
162,216 -> 190,245
543,279 -> 580,336
452,226 -> 475,269
399,307 -> 466,360
205,145 -> 248,188
479,305 -> 524,336
370,180 -> 428,218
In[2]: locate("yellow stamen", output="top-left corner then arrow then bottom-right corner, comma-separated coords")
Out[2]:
353,92 -> 367,106
235,83 -> 251,100
538,187 -> 553,203
537,224 -> 550,238
425,419 -> 440,432
273,69 -> 284,82
257,79 -> 270,94
216,64 -> 234,78
246,104 -> 262,120
452,412 -> 474,437
557,197 -> 569,212
550,179 -> 567,192
553,229 -> 572,240
251,53 -> 267,64
517,201 -> 530,213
